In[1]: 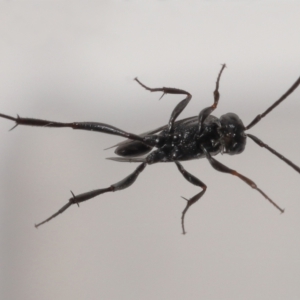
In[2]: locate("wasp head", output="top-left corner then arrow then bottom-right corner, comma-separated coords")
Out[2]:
219,113 -> 246,155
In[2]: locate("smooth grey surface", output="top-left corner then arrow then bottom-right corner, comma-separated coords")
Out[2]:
1,1 -> 300,299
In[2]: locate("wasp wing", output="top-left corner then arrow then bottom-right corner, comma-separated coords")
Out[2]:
106,116 -> 198,158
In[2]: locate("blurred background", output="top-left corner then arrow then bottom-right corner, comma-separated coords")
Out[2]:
1,1 -> 300,299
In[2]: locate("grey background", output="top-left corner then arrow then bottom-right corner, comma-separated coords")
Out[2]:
1,1 -> 300,299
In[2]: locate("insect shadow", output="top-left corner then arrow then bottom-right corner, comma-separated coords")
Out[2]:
1,64 -> 300,234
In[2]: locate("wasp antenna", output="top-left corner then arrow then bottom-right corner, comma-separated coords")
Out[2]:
247,134 -> 300,174
246,75 -> 300,130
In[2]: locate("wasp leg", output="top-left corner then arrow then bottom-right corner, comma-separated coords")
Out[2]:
201,146 -> 284,213
134,78 -> 192,133
175,161 -> 207,234
35,162 -> 147,228
0,113 -> 157,146
198,64 -> 226,133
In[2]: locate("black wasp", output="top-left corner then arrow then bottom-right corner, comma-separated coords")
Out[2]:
1,64 -> 300,234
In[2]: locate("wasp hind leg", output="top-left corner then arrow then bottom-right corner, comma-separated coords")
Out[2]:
35,162 -> 147,228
